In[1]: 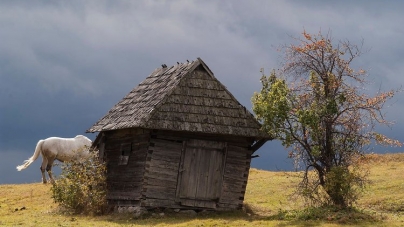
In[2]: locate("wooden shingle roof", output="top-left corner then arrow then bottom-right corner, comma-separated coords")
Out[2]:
87,58 -> 269,138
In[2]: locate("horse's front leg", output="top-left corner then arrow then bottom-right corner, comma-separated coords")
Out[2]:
40,166 -> 47,184
46,164 -> 56,184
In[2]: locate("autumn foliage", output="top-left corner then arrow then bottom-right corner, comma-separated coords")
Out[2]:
252,30 -> 401,207
50,150 -> 107,215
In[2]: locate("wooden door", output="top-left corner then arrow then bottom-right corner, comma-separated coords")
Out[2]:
177,139 -> 226,208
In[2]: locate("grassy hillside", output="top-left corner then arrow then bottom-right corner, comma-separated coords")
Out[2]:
1,153 -> 404,226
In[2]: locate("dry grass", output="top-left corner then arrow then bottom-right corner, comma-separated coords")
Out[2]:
1,153 -> 404,226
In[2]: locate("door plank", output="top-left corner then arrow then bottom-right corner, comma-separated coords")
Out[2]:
178,139 -> 226,207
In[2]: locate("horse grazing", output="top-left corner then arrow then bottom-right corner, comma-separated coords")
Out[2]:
16,135 -> 92,184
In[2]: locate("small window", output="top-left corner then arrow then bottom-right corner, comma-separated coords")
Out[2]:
118,143 -> 131,165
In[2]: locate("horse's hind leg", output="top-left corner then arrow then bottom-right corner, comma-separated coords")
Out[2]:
40,158 -> 48,184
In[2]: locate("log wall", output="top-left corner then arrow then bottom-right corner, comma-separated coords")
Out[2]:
102,128 -> 254,210
141,134 -> 183,208
103,128 -> 151,206
141,130 -> 253,210
218,143 -> 252,210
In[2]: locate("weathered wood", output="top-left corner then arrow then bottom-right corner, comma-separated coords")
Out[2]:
177,139 -> 225,207
165,94 -> 237,108
189,68 -> 209,79
220,191 -> 244,203
180,199 -> 217,209
144,185 -> 176,200
130,149 -> 148,158
150,138 -> 184,149
187,138 -> 225,149
144,169 -> 178,182
227,146 -> 251,157
224,161 -> 249,171
145,177 -> 177,189
158,105 -> 246,118
153,134 -> 188,142
196,144 -> 225,200
180,77 -> 222,90
105,128 -> 148,136
175,141 -> 187,202
87,58 -> 269,139
152,129 -> 253,145
147,147 -> 181,158
151,112 -> 251,127
177,141 -> 198,199
172,87 -> 232,99
107,181 -> 143,188
107,173 -> 144,183
107,191 -> 142,200
223,177 -> 247,191
222,185 -> 245,194
149,151 -> 181,163
224,165 -> 249,178
85,57 -> 270,209
91,106 -> 262,210
107,173 -> 144,184
225,156 -> 250,165
102,129 -> 150,204
150,121 -> 259,140
147,159 -> 179,172
194,146 -> 212,199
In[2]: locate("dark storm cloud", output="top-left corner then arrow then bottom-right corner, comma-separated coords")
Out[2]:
1,0 -> 403,184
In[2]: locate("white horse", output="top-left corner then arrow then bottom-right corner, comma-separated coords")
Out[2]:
16,135 -> 92,184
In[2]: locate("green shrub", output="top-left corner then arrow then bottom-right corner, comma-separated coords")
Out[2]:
50,150 -> 107,215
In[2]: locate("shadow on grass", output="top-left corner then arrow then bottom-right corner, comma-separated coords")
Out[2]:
262,206 -> 382,227
92,209 -> 257,226
52,205 -> 384,226
51,207 -> 259,226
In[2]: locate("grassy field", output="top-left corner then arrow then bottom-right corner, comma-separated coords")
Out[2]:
1,153 -> 404,226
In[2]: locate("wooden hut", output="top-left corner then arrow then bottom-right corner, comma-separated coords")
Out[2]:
87,58 -> 270,211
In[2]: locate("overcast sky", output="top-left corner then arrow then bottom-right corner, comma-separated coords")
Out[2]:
1,0 -> 403,184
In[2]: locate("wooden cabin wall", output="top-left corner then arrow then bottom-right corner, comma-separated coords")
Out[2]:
218,142 -> 252,210
141,130 -> 253,210
141,133 -> 184,208
103,128 -> 151,206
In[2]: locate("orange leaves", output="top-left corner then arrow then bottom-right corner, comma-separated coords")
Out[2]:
292,31 -> 327,53
365,91 -> 394,107
317,39 -> 326,47
292,46 -> 304,52
303,30 -> 312,40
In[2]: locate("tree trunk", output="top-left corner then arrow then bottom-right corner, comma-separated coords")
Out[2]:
326,184 -> 346,207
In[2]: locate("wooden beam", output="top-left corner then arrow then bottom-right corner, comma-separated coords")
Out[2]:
249,139 -> 268,153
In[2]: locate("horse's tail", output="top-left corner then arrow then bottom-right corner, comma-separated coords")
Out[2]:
16,140 -> 44,171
